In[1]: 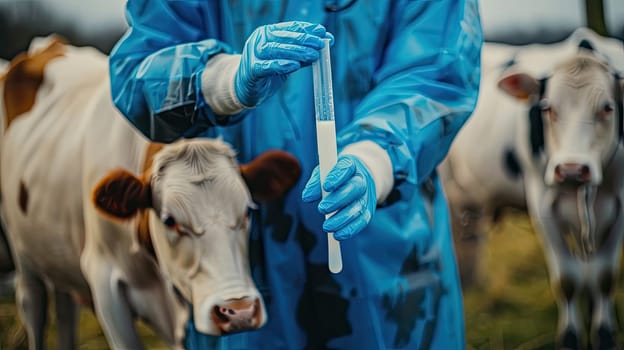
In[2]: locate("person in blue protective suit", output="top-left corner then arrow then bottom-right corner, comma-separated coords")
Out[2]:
109,0 -> 482,348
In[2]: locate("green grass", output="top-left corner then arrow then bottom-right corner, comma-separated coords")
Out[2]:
0,213 -> 623,349
0,294 -> 166,349
463,213 -> 624,350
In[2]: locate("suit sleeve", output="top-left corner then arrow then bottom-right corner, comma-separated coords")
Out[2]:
109,0 -> 246,142
337,0 -> 483,185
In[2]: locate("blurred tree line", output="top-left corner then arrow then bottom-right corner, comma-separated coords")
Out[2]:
0,1 -> 125,60
585,0 -> 608,36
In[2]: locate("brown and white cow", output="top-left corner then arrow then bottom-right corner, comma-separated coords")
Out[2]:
0,37 -> 301,349
441,30 -> 624,349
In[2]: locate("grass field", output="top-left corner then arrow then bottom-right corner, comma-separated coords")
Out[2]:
463,213 -> 624,350
0,213 -> 623,349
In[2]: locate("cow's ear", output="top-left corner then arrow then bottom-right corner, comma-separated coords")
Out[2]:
240,150 -> 302,202
498,72 -> 540,101
92,169 -> 151,220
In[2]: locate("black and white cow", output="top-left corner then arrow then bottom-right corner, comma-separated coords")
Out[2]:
441,28 -> 624,349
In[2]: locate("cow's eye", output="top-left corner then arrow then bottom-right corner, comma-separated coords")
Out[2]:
540,100 -> 552,112
162,215 -> 177,228
541,103 -> 557,121
161,214 -> 193,238
599,102 -> 615,119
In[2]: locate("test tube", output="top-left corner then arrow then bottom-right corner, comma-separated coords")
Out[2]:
312,38 -> 343,274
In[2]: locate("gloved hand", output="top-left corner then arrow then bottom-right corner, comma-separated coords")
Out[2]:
302,155 -> 377,240
234,21 -> 333,108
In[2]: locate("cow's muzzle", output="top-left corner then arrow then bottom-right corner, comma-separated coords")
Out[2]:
211,297 -> 263,334
554,163 -> 592,186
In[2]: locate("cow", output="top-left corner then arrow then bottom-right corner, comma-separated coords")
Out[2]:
440,28 -> 624,349
0,37 -> 301,349
442,28 -> 624,287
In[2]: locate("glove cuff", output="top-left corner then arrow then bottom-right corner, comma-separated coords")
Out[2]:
201,53 -> 247,115
341,141 -> 394,203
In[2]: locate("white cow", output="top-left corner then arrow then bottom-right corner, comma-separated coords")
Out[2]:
441,28 -> 624,348
0,38 -> 301,349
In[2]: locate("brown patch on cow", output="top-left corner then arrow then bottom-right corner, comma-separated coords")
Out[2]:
134,142 -> 164,259
2,37 -> 67,130
136,209 -> 156,259
18,181 -> 29,214
92,143 -> 164,260
142,142 -> 164,178
240,150 -> 302,202
92,169 -> 151,220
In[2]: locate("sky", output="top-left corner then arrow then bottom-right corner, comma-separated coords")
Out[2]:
40,0 -> 127,34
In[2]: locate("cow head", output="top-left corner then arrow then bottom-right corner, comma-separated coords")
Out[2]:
498,51 -> 623,188
92,139 -> 301,335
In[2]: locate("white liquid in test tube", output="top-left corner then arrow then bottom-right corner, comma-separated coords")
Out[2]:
316,120 -> 342,274
312,38 -> 343,274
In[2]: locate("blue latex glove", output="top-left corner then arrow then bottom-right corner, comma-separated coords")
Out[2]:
302,155 -> 377,240
234,21 -> 333,107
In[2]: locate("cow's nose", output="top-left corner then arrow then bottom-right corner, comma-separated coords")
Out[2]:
554,163 -> 591,185
211,297 -> 262,334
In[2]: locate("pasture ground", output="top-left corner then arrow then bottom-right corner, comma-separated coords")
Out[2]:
0,213 -> 623,349
463,213 -> 624,349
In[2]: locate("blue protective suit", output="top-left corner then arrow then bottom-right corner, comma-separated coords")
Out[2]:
109,1 -> 482,349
